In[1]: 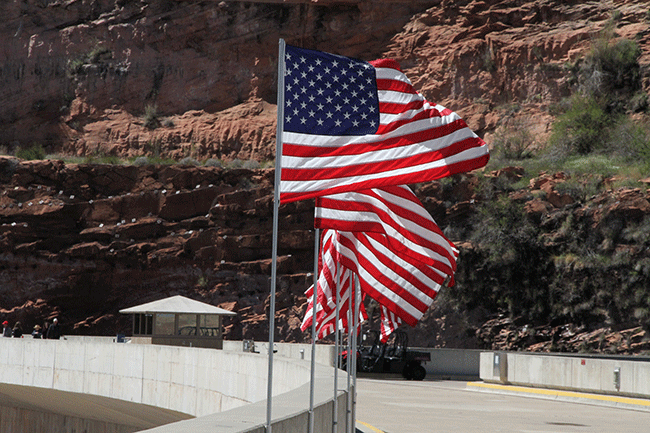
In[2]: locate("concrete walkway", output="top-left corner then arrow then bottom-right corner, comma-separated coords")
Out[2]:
355,379 -> 650,433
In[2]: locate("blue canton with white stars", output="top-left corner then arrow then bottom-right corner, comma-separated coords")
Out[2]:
283,45 -> 380,136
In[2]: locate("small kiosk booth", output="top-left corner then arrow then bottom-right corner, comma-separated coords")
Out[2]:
119,295 -> 236,349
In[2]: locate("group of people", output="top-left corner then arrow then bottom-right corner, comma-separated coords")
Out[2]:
2,318 -> 61,339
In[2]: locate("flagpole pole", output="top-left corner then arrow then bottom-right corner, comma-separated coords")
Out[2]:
333,259 -> 340,433
267,37 -> 286,433
309,228 -> 320,433
352,275 -> 361,433
346,274 -> 353,433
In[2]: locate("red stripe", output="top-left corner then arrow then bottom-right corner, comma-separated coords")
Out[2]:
378,99 -> 424,115
282,135 -> 485,181
315,198 -> 456,274
280,153 -> 489,203
376,78 -> 417,94
335,235 -> 418,326
337,232 -> 438,325
376,107 -> 460,135
282,114 -> 467,159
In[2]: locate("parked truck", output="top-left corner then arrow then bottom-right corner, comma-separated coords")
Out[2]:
341,330 -> 430,380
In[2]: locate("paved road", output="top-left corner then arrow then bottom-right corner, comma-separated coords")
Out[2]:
355,379 -> 650,433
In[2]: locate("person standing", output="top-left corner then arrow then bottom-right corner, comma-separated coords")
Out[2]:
2,321 -> 11,337
46,318 -> 61,340
12,322 -> 23,338
32,325 -> 43,339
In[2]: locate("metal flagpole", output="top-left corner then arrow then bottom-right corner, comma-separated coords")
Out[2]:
267,37 -> 286,433
332,260 -> 340,433
346,274 -> 353,433
309,228 -> 320,433
352,274 -> 361,433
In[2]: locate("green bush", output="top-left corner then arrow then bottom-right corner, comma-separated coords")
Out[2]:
142,104 -> 160,129
179,157 -> 199,166
133,156 -> 150,166
16,144 -> 46,161
548,94 -> 612,155
492,121 -> 533,160
584,35 -> 640,95
204,158 -> 223,168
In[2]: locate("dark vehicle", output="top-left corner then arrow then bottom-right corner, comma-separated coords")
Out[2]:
341,330 -> 430,380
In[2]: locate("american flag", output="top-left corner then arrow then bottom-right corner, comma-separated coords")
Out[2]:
380,305 -> 403,343
315,185 -> 458,287
280,44 -> 489,203
334,230 -> 442,327
301,231 -> 367,339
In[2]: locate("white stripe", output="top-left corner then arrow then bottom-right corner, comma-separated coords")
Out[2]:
360,234 -> 443,298
374,67 -> 413,84
321,208 -> 454,268
336,233 -> 440,321
282,128 -> 478,171
281,144 -> 488,194
283,109 -> 468,148
379,106 -> 460,128
316,187 -> 457,264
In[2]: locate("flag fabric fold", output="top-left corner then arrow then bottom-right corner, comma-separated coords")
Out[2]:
334,230 -> 442,327
315,184 -> 458,286
301,230 -> 367,339
280,45 -> 489,203
379,305 -> 403,343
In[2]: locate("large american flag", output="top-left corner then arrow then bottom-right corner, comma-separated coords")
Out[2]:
301,230 -> 367,339
280,45 -> 489,203
335,230 -> 442,327
315,185 -> 458,287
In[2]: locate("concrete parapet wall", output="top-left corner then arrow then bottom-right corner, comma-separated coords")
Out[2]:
0,338 -> 348,433
480,351 -> 650,399
223,340 -> 336,367
0,338 -> 310,419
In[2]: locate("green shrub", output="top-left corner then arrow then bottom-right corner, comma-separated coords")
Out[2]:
492,121 -> 534,160
548,94 -> 611,155
142,104 -> 160,129
204,158 -> 223,168
16,144 -> 46,161
133,156 -> 150,166
179,157 -> 200,166
242,159 -> 260,169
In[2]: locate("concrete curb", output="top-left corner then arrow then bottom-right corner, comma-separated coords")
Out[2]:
356,420 -> 386,433
467,381 -> 650,412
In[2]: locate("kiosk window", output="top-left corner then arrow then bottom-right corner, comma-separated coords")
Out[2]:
155,313 -> 175,335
